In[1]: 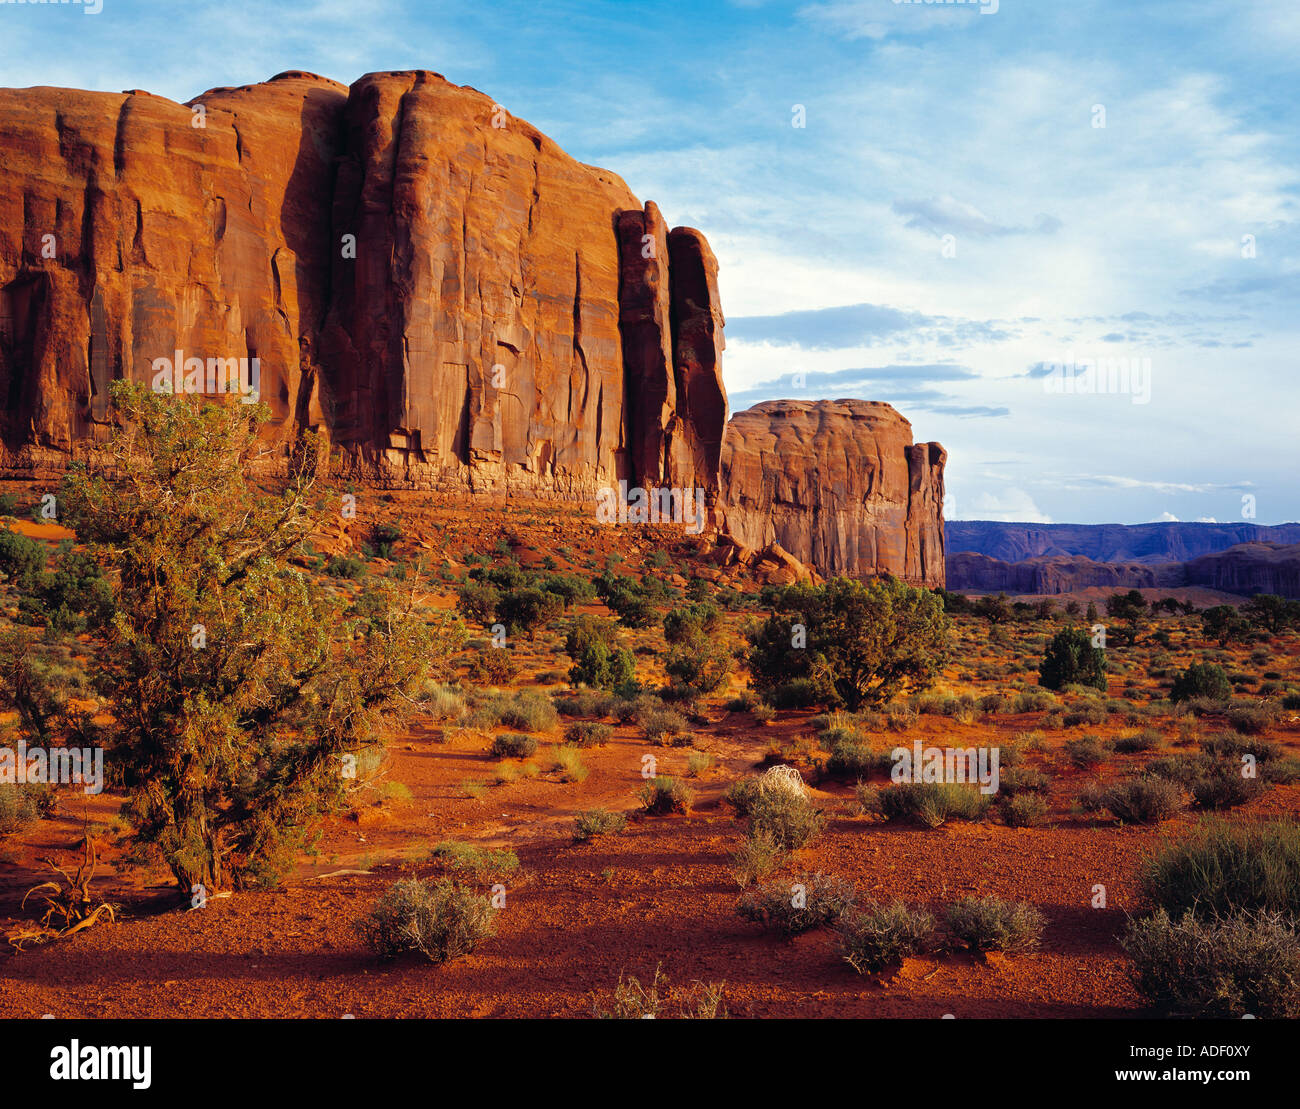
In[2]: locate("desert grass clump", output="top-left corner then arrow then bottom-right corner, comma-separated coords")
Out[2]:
640,705 -> 688,746
836,901 -> 936,973
471,689 -> 558,732
563,721 -> 613,748
747,786 -> 825,850
1102,778 -> 1184,824
998,767 -> 1051,796
421,682 -> 467,722
0,784 -> 41,835
489,733 -> 538,759
731,831 -> 787,888
686,751 -> 713,778
824,739 -> 887,780
724,777 -> 764,817
572,809 -> 627,842
1064,734 -> 1108,769
1226,703 -> 1278,735
594,965 -> 728,1019
1140,819 -> 1300,919
1000,792 -> 1048,828
944,895 -> 1045,953
549,745 -> 589,783
639,776 -> 693,815
1113,728 -> 1162,754
429,840 -> 520,881
736,873 -> 856,937
1122,908 -> 1300,1018
1191,770 -> 1264,811
870,782 -> 991,828
358,878 -> 495,964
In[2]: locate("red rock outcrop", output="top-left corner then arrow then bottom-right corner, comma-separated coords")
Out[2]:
716,399 -> 946,587
0,69 -> 726,498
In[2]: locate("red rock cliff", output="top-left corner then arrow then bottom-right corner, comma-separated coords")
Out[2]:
0,69 -> 725,497
717,399 -> 947,587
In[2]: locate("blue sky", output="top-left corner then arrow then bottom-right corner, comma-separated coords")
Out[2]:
2,0 -> 1297,525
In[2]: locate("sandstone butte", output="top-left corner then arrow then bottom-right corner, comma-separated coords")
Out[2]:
0,69 -> 946,587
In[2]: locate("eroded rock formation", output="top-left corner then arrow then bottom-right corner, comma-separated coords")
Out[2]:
716,399 -> 946,587
0,69 -> 946,586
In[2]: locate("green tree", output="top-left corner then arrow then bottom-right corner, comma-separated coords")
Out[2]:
565,614 -> 635,689
1105,589 -> 1148,645
1202,605 -> 1250,647
745,576 -> 950,711
56,382 -> 462,893
1242,594 -> 1295,635
1038,626 -> 1107,692
1170,662 -> 1232,703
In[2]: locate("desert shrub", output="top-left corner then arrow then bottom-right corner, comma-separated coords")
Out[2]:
746,577 -> 949,710
731,832 -> 786,887
572,809 -> 627,842
871,783 -> 991,828
456,581 -> 500,625
736,873 -> 856,936
554,689 -> 618,718
1226,703 -> 1276,735
1265,758 -> 1300,785
1201,605 -> 1251,647
1010,688 -> 1056,713
1064,734 -> 1108,769
639,776 -> 693,814
944,896 -> 1045,953
1102,778 -> 1184,824
325,553 -> 368,579
748,788 -> 825,850
721,776 -> 767,818
358,878 -> 494,963
1122,908 -> 1300,1018
1170,662 -> 1232,704
662,603 -> 721,644
489,733 -> 538,759
1201,732 -> 1280,762
472,689 -> 557,732
1140,820 -> 1300,919
766,677 -> 823,709
824,739 -> 887,780
429,841 -> 520,881
594,965 -> 728,1019
550,745 -> 588,782
564,721 -> 613,748
1062,704 -> 1108,727
751,703 -> 777,724
421,682 -> 467,722
1001,793 -> 1048,827
1114,729 -> 1162,754
836,901 -> 936,973
1038,627 -> 1106,692
1077,780 -> 1108,813
466,647 -> 520,685
726,690 -> 759,713
998,767 -> 1051,796
0,783 -> 41,835
369,521 -> 403,559
664,631 -> 732,698
1191,771 -> 1264,811
640,706 -> 688,745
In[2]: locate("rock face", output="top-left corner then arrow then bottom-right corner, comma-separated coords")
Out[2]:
0,70 -> 947,586
717,399 -> 946,587
1184,543 -> 1300,599
0,69 -> 725,497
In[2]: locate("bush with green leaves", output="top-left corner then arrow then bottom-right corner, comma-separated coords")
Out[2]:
836,901 -> 936,973
564,614 -> 636,690
664,630 -> 732,698
564,721 -> 612,748
868,782 -> 991,828
747,787 -> 825,850
1037,626 -> 1107,692
456,580 -> 500,626
1000,792 -> 1048,827
736,873 -> 856,937
640,706 -> 688,746
1122,908 -> 1300,1018
1140,819 -> 1300,919
489,733 -> 538,759
572,809 -> 627,842
0,527 -> 45,585
731,831 -> 786,887
663,603 -> 721,644
745,576 -> 949,710
1102,777 -> 1184,824
429,840 -> 520,881
1201,604 -> 1251,647
1170,662 -> 1232,703
639,775 -> 693,814
944,896 -> 1045,953
1064,734 -> 1108,769
495,587 -> 563,639
0,782 -> 41,835
471,689 -> 557,732
358,877 -> 495,963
